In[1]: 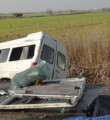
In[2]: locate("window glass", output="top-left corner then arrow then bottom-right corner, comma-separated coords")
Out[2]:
0,49 -> 10,63
57,52 -> 66,70
20,46 -> 29,60
41,44 -> 54,64
27,45 -> 35,59
10,47 -> 23,61
9,45 -> 35,61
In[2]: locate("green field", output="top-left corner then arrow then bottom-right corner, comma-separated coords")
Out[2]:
0,14 -> 11,17
0,12 -> 110,42
0,11 -> 110,83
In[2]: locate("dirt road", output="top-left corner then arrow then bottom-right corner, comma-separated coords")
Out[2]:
0,110 -> 80,120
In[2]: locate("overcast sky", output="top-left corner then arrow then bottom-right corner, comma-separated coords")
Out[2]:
0,0 -> 110,13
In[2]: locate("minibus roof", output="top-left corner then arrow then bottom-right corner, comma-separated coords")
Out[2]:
0,31 -> 45,49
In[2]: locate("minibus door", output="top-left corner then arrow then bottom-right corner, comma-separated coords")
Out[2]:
53,43 -> 67,79
37,37 -> 56,80
17,45 -> 35,73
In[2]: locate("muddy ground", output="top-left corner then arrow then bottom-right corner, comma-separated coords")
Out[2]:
0,80 -> 85,120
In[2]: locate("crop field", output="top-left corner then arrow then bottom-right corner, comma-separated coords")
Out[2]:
0,12 -> 110,84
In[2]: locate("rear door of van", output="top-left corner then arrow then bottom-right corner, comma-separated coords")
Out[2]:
53,42 -> 67,79
37,35 -> 57,80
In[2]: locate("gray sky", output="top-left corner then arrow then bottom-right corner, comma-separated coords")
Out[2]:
0,0 -> 110,13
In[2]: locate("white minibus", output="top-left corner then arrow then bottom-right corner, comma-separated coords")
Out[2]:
0,32 -> 67,80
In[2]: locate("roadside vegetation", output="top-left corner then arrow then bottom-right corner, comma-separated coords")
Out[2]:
0,11 -> 110,84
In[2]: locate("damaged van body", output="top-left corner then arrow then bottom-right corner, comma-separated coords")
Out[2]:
0,32 -> 67,80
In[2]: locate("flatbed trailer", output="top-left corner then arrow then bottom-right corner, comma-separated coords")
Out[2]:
0,78 -> 86,112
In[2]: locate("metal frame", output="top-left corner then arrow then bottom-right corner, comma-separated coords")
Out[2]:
0,77 -> 86,110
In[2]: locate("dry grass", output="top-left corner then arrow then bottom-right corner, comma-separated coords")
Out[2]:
62,28 -> 110,84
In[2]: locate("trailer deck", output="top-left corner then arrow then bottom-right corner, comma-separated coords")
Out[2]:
0,78 -> 86,111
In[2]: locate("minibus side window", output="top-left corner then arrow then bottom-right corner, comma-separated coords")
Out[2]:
0,49 -> 10,63
57,52 -> 66,70
41,44 -> 54,64
10,47 -> 23,61
20,45 -> 35,60
27,45 -> 35,59
9,45 -> 35,61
